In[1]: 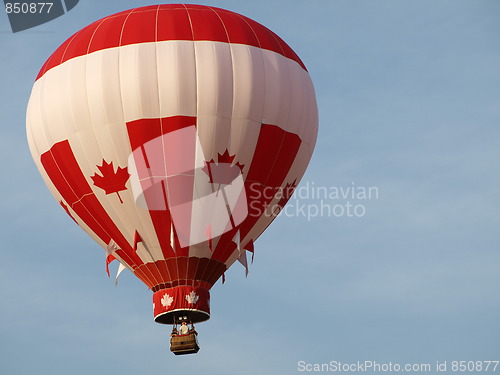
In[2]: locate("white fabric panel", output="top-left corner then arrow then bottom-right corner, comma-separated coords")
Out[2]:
227,119 -> 262,179
66,56 -> 92,134
119,44 -> 148,121
230,44 -> 266,124
25,94 -> 63,220
195,41 -> 234,120
301,77 -> 319,146
26,83 -> 50,157
228,44 -> 266,176
135,43 -> 161,118
85,52 -> 108,128
38,70 -> 69,146
157,41 -> 197,117
261,50 -> 292,128
287,62 -> 309,136
100,48 -> 126,125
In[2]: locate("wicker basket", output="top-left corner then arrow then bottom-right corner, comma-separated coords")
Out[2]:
170,333 -> 200,355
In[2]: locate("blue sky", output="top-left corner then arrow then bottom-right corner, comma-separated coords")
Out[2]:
1,1 -> 499,374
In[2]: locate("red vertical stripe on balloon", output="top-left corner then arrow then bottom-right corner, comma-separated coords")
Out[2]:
126,116 -> 197,262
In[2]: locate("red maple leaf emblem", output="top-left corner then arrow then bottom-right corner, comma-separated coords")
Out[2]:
202,150 -> 245,185
91,160 -> 130,203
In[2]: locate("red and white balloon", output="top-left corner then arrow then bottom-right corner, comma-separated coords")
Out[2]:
27,4 -> 318,324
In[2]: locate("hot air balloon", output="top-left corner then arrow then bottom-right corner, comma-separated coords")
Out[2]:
26,4 -> 318,354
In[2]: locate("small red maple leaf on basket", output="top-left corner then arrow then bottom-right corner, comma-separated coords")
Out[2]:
202,150 -> 244,186
91,160 -> 130,204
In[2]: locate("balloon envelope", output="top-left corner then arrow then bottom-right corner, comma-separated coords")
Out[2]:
27,4 -> 318,324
